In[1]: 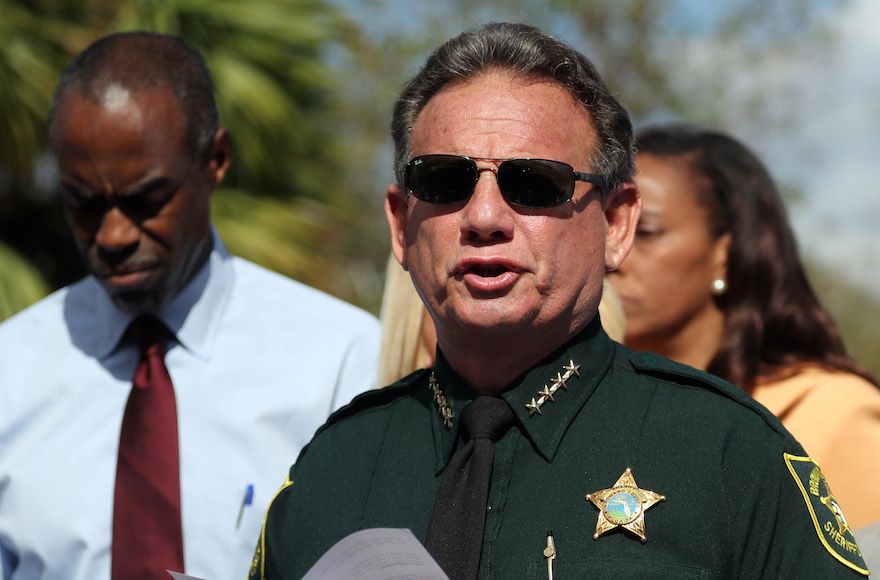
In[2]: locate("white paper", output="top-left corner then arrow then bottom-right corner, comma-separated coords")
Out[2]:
168,572 -> 208,580
302,528 -> 450,580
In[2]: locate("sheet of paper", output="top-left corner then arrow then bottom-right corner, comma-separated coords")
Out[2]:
302,528 -> 450,580
168,572 -> 208,580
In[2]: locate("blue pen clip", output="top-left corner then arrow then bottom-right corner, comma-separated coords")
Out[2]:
236,483 -> 254,529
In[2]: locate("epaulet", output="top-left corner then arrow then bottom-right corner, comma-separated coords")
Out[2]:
318,368 -> 432,433
628,350 -> 746,399
627,349 -> 793,441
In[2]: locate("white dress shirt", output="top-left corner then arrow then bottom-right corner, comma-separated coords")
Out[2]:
0,233 -> 380,579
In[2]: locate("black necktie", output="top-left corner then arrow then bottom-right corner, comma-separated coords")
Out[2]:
425,396 -> 516,580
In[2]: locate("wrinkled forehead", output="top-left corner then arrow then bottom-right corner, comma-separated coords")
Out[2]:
53,85 -> 184,138
411,70 -> 597,165
50,86 -> 195,181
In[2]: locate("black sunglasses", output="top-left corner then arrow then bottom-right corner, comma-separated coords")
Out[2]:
404,154 -> 608,208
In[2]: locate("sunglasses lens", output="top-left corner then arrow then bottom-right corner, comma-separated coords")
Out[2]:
406,155 -> 477,204
405,155 -> 577,208
497,159 -> 573,207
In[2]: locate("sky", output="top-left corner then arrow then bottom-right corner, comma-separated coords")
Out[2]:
780,0 -> 879,292
683,0 -> 880,293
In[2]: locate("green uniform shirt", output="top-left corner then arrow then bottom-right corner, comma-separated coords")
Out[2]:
252,319 -> 869,579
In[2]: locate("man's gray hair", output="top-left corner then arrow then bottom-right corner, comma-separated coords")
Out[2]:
391,22 -> 634,192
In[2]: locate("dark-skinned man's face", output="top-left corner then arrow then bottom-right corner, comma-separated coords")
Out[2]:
52,85 -> 227,313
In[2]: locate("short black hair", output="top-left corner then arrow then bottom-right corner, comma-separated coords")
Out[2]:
49,31 -> 218,162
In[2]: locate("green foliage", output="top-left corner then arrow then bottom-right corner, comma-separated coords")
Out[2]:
0,241 -> 50,320
110,0 -> 354,199
808,263 -> 880,380
211,187 -> 367,302
0,3 -> 61,179
0,0 -> 373,319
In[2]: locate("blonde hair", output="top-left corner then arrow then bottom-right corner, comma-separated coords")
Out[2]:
378,256 -> 626,386
378,256 -> 435,386
599,279 -> 626,345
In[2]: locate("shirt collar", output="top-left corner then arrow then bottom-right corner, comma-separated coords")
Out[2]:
429,315 -> 615,473
94,228 -> 234,361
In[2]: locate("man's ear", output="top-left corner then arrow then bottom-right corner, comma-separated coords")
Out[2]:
385,182 -> 409,270
205,127 -> 231,186
604,181 -> 641,272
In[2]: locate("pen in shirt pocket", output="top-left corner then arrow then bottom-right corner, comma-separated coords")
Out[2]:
235,483 -> 254,529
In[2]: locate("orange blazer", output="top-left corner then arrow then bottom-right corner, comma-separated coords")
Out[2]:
752,366 -> 880,531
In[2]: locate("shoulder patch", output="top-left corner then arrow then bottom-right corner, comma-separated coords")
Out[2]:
784,453 -> 869,575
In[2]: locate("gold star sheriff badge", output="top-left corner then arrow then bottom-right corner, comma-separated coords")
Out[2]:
586,468 -> 665,543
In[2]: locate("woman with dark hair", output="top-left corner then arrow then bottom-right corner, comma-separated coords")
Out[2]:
609,123 -> 880,530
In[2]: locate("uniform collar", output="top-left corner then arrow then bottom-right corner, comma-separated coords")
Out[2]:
429,315 -> 615,473
94,228 -> 234,361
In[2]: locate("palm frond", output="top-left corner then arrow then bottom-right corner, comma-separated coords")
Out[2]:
0,241 -> 50,321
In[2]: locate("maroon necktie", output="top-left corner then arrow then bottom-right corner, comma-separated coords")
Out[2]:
112,316 -> 184,578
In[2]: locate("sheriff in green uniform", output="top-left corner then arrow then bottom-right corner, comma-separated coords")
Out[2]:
252,22 -> 869,579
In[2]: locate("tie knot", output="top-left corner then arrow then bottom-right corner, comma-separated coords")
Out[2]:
129,315 -> 173,355
460,396 -> 515,442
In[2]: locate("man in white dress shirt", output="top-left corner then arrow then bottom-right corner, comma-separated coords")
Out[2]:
0,31 -> 379,579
